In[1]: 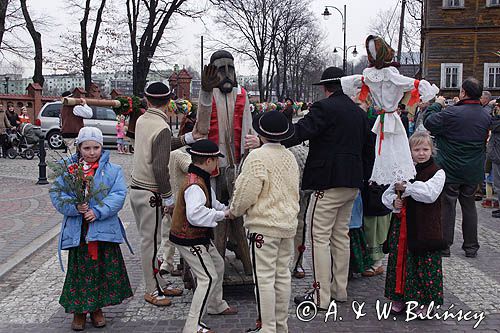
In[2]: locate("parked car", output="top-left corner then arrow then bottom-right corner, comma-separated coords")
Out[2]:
36,101 -> 118,149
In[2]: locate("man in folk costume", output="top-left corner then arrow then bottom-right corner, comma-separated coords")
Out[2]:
195,50 -> 255,274
340,35 -> 439,186
59,90 -> 93,150
284,67 -> 372,309
130,81 -> 201,307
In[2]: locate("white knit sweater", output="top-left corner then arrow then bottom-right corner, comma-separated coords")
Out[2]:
230,143 -> 300,239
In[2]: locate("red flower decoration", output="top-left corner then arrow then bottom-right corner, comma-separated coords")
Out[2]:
67,163 -> 78,175
298,245 -> 306,253
312,281 -> 321,290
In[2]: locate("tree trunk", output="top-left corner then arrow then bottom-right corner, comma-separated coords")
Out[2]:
20,0 -> 44,86
0,0 -> 8,48
80,0 -> 106,93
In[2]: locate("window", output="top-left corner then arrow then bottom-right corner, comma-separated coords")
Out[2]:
440,63 -> 463,89
42,103 -> 62,118
94,107 -> 117,121
443,0 -> 464,7
484,63 -> 500,88
487,0 -> 500,6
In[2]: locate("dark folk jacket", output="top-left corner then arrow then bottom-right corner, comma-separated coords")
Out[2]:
283,90 -> 372,190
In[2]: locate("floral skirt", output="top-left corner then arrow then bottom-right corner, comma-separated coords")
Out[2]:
349,228 -> 373,274
59,242 -> 133,313
384,216 -> 444,305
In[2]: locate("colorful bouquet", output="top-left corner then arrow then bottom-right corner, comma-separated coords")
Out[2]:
48,154 -> 108,208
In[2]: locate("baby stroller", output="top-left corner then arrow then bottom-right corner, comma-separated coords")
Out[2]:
6,123 -> 44,160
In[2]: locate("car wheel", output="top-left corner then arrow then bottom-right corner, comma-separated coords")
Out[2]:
7,148 -> 17,159
48,131 -> 64,149
24,149 -> 35,160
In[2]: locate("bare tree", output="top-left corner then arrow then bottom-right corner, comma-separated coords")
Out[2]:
126,0 -> 202,95
79,0 -> 107,92
369,0 -> 422,64
210,0 -> 279,102
20,0 -> 43,86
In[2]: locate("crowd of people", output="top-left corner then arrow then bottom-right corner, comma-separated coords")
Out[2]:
46,35 -> 498,333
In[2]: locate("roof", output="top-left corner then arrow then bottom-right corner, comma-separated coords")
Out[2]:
399,64 -> 420,79
177,68 -> 192,80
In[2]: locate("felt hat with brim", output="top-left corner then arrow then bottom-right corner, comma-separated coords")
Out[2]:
144,81 -> 172,99
187,139 -> 224,158
252,111 -> 295,141
312,67 -> 345,85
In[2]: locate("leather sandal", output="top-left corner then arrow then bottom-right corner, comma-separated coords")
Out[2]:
362,266 -> 384,277
210,306 -> 238,315
293,267 -> 305,279
144,291 -> 172,306
161,285 -> 183,296
90,309 -> 106,328
71,313 -> 86,331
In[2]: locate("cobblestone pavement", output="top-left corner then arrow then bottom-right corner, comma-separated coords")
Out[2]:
0,152 -> 499,332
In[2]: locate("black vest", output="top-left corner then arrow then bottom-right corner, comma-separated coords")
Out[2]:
406,158 -> 447,254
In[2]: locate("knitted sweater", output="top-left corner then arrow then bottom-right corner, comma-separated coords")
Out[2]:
230,143 -> 300,239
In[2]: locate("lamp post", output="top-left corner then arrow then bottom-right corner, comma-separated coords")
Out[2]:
4,76 -> 10,94
322,5 -> 347,72
333,45 -> 358,74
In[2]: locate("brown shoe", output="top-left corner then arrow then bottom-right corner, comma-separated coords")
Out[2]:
293,268 -> 305,279
144,291 -> 172,306
71,313 -> 86,331
90,309 -> 106,328
362,266 -> 384,277
210,306 -> 238,315
161,285 -> 183,296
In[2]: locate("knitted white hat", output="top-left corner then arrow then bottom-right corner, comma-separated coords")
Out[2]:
76,126 -> 103,146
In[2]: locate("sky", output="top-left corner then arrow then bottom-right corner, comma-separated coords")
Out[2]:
7,0 -> 401,77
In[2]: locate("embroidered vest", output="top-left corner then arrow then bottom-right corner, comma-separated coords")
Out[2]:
169,173 -> 213,246
208,87 -> 246,165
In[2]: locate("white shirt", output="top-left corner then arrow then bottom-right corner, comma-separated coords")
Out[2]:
73,104 -> 93,119
184,185 -> 227,227
382,169 -> 446,213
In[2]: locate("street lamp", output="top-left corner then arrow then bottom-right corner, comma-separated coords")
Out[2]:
4,76 -> 10,94
322,4 -> 347,72
333,45 -> 358,57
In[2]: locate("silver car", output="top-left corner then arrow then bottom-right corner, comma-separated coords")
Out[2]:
36,101 -> 118,149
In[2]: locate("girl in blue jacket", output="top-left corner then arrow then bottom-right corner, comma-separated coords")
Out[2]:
50,127 -> 133,331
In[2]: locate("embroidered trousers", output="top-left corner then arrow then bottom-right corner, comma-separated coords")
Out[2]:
160,214 -> 176,273
249,234 -> 293,333
130,188 -> 168,294
177,242 -> 228,333
308,187 -> 358,308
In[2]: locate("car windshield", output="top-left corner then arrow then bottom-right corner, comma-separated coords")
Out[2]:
42,104 -> 62,117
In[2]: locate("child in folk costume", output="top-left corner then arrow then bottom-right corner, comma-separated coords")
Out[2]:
382,131 -> 447,315
169,139 -> 238,333
340,35 -> 439,186
19,106 -> 30,124
50,127 -> 133,331
230,111 -> 300,333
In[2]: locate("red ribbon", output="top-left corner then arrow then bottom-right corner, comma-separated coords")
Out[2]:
395,204 -> 407,295
359,77 -> 370,102
408,80 -> 420,107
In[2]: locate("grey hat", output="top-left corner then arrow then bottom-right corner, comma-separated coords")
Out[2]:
76,127 -> 103,146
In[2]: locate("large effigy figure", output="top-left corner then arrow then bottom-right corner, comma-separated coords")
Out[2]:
195,50 -> 255,275
341,35 -> 439,185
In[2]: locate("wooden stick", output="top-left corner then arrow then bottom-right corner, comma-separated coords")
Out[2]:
63,97 -> 121,108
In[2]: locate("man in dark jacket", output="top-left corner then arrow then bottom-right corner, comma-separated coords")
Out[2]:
284,67 -> 371,308
424,78 -> 491,258
282,98 -> 294,123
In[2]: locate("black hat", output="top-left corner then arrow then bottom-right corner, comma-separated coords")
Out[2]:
312,67 -> 345,85
252,111 -> 294,141
145,81 -> 171,98
187,139 -> 224,158
61,90 -> 72,97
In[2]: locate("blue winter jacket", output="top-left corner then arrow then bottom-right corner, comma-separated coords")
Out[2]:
50,150 -> 133,271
